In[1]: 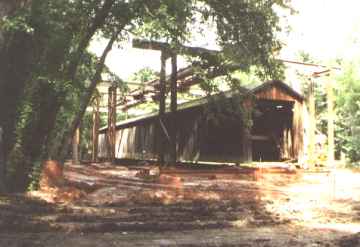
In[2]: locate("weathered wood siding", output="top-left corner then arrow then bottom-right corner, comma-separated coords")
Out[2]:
98,81 -> 304,163
292,101 -> 304,159
255,84 -> 304,160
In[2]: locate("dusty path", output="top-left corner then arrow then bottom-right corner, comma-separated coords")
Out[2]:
0,162 -> 360,246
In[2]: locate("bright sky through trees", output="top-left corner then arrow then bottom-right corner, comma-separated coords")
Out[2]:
90,0 -> 360,80
280,0 -> 360,61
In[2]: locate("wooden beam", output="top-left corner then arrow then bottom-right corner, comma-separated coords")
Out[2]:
117,63 -> 243,110
133,39 -> 169,51
118,67 -> 194,106
102,80 -> 155,86
241,100 -> 253,163
108,85 -> 117,163
308,78 -> 316,168
279,59 -> 341,70
92,96 -> 100,162
242,127 -> 252,163
158,51 -> 167,165
170,54 -> 178,164
133,39 -> 219,59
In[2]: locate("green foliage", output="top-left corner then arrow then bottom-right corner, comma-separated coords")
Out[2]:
133,1 -> 194,42
78,112 -> 93,160
2,0 -> 107,190
1,14 -> 34,34
1,0 -> 290,191
295,52 -> 360,163
335,61 -> 360,162
130,67 -> 158,84
27,160 -> 42,191
202,0 -> 286,80
203,78 -> 254,130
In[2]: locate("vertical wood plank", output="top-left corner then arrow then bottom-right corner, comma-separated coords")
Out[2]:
242,127 -> 252,163
108,85 -> 117,163
92,96 -> 100,162
241,101 -> 253,163
158,51 -> 167,165
308,78 -> 316,167
170,54 -> 177,164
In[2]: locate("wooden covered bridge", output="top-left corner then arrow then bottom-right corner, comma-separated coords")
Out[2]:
85,39 -> 318,166
97,79 -> 304,164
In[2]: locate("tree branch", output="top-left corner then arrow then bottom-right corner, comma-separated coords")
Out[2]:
52,30 -> 120,161
66,0 -> 115,82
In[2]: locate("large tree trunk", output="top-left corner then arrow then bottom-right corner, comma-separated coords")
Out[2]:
0,1 -> 36,175
39,0 -> 116,159
0,0 -> 116,191
0,126 -> 5,192
50,31 -> 120,162
44,0 -> 117,162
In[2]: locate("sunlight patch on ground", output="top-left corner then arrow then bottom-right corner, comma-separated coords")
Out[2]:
262,169 -> 360,235
23,162 -> 360,245
98,169 -> 137,177
306,223 -> 360,234
231,219 -> 248,228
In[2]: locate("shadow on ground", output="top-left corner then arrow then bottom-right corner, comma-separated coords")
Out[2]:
0,162 -> 359,246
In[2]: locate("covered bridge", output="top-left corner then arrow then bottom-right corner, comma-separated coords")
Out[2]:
98,79 -> 304,164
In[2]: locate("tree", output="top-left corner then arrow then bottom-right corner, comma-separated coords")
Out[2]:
1,0 -> 122,190
335,61 -> 360,163
0,126 -> 5,192
130,67 -> 158,83
0,0 -> 290,191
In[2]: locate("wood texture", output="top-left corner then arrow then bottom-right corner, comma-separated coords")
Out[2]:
107,85 -> 117,162
158,52 -> 167,165
170,55 -> 178,164
92,97 -> 100,162
99,82 -> 304,164
308,78 -> 316,166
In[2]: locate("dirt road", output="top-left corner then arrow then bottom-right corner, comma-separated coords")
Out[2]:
0,162 -> 359,246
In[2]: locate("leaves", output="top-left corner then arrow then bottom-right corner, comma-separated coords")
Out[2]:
335,61 -> 360,162
1,0 -> 290,191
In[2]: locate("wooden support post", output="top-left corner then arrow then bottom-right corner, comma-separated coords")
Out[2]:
241,100 -> 253,163
92,96 -> 100,163
308,78 -> 316,168
108,85 -> 117,163
72,127 -> 80,164
327,78 -> 335,167
170,54 -> 178,164
242,127 -> 252,163
158,51 -> 167,166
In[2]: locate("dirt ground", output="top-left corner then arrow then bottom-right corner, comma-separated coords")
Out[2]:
1,161 -> 360,247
